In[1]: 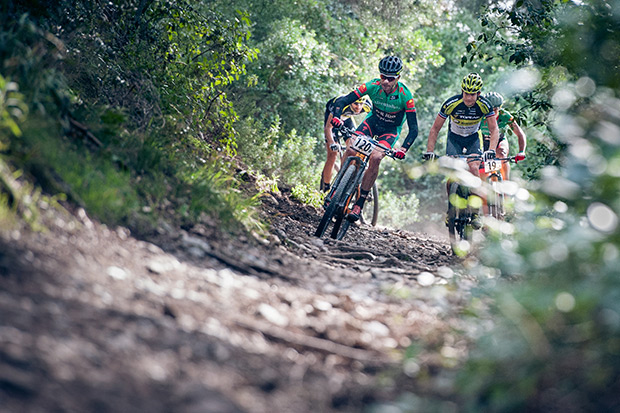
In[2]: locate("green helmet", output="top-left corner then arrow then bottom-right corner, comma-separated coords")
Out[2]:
461,72 -> 483,93
483,92 -> 504,108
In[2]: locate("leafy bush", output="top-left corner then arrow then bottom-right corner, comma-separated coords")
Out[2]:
450,2 -> 620,411
291,183 -> 323,209
0,1 -> 269,234
377,190 -> 420,228
236,116 -> 321,190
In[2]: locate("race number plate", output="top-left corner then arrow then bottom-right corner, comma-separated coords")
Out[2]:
484,159 -> 502,173
351,136 -> 374,156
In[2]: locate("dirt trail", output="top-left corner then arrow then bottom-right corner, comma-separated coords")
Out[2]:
0,188 -> 476,412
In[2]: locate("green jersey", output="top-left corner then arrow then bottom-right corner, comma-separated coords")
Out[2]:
332,79 -> 419,149
481,109 -> 514,136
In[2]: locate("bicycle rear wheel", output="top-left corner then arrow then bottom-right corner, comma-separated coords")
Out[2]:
486,173 -> 504,220
315,164 -> 356,237
360,183 -> 379,227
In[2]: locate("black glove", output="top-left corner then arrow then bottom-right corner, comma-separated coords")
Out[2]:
423,151 -> 437,161
329,143 -> 340,152
483,150 -> 496,162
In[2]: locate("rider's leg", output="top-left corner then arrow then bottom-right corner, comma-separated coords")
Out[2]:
348,150 -> 385,221
497,138 -> 510,180
321,141 -> 339,192
348,130 -> 393,221
457,132 -> 485,229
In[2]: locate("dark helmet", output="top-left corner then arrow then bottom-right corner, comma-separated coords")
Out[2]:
482,91 -> 504,108
378,56 -> 403,76
461,72 -> 483,93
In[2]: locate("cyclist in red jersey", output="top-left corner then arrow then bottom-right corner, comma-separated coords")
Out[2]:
329,56 -> 419,222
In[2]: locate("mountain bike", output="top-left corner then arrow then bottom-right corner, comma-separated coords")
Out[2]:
428,153 -> 516,254
479,155 -> 517,220
315,128 -> 395,240
320,138 -> 380,227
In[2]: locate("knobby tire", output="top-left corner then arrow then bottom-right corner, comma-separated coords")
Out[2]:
448,182 -> 473,254
330,164 -> 359,239
447,182 -> 459,248
315,164 -> 356,238
487,173 -> 504,220
360,183 -> 379,227
333,188 -> 357,240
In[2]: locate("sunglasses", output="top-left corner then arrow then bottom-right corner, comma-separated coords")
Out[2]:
380,74 -> 398,82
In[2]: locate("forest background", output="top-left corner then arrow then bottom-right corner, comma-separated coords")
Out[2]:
1,0 -> 620,410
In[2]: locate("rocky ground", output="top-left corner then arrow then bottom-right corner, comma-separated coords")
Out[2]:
0,187 -> 482,412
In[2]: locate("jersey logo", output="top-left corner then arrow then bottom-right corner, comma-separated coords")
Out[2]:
406,99 -> 415,109
389,95 -> 398,100
358,84 -> 367,93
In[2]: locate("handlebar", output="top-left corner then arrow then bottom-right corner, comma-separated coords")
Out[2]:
336,126 -> 397,159
422,154 -> 517,162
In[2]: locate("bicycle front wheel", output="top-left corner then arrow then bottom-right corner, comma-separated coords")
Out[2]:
447,182 -> 460,247
487,173 -> 504,220
448,182 -> 473,254
330,164 -> 360,239
315,164 -> 356,238
333,186 -> 358,240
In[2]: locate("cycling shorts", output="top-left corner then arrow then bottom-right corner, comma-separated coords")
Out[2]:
354,118 -> 398,148
446,130 -> 482,156
482,133 -> 506,151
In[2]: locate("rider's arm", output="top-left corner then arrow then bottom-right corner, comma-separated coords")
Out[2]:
324,112 -> 335,146
426,114 -> 447,152
332,91 -> 360,118
486,114 -> 500,152
400,110 -> 419,151
510,121 -> 527,153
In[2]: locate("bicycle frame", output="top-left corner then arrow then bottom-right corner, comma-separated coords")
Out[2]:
323,141 -> 379,226
478,156 -> 517,220
431,154 -> 516,254
315,128 -> 394,240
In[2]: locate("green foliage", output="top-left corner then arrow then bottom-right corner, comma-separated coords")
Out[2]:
452,1 -> 620,411
291,183 -> 323,209
178,159 -> 264,232
0,76 -> 27,140
377,190 -> 420,228
236,116 -> 321,189
236,16 -> 335,138
0,2 -> 264,234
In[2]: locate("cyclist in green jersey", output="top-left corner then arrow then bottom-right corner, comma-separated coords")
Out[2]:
321,95 -> 372,193
330,55 -> 419,222
480,92 -> 527,181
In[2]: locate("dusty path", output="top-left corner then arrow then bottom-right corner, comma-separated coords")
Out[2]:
0,189 -> 476,412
